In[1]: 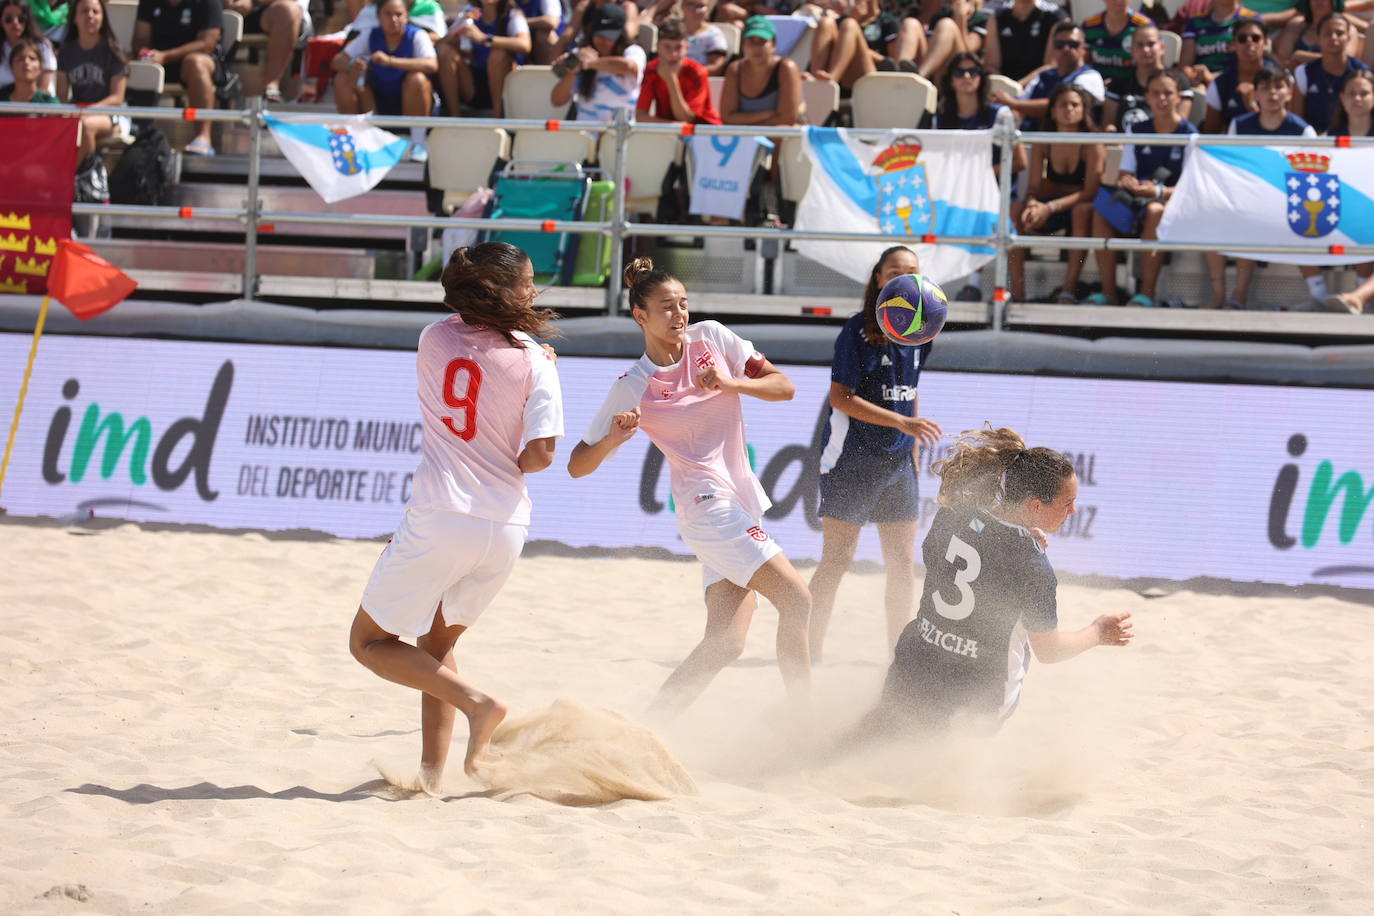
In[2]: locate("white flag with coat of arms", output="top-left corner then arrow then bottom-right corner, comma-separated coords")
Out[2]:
793,127 -> 999,285
264,114 -> 409,204
1157,141 -> 1374,265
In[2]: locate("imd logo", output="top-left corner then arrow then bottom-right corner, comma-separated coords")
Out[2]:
41,362 -> 233,508
1268,433 -> 1374,577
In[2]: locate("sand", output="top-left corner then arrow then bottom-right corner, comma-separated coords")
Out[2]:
1,518 -> 1371,914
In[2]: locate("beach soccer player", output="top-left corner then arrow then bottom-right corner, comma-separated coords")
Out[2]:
348,242 -> 563,789
851,427 -> 1133,742
567,258 -> 813,720
808,246 -> 942,664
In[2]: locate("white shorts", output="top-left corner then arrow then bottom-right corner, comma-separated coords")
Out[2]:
361,507 -> 527,637
678,497 -> 782,590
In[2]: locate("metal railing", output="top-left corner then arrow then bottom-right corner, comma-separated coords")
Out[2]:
4,99 -> 1374,325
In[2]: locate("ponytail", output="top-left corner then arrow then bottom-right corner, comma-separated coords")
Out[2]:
934,426 -> 1075,510
624,257 -> 679,311
440,242 -> 559,346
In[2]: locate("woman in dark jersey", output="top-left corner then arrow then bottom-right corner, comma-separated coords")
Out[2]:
849,426 -> 1133,741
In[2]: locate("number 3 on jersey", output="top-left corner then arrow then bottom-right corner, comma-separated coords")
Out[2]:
442,357 -> 483,441
932,534 -> 981,621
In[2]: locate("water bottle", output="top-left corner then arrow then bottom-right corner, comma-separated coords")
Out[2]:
458,7 -> 477,52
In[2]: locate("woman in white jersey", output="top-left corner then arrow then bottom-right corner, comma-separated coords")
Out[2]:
568,258 -> 813,719
349,242 -> 564,790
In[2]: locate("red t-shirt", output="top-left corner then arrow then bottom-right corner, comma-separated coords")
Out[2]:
636,58 -> 721,125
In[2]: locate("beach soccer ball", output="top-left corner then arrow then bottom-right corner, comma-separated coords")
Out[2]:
876,273 -> 948,346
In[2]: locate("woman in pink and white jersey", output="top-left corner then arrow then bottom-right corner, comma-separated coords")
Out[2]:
349,242 -> 564,791
568,258 -> 812,720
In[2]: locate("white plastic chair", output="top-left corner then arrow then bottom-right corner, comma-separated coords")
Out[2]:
800,78 -> 838,127
778,136 -> 810,205
502,65 -> 565,120
851,71 -> 937,128
715,22 -> 741,58
428,126 -> 511,213
1159,30 -> 1182,68
107,0 -> 138,53
596,131 -> 683,217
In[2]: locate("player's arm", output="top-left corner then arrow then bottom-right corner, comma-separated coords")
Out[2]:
518,437 -> 558,473
828,381 -> 941,446
697,359 -> 794,401
567,408 -> 641,478
1027,611 -> 1133,663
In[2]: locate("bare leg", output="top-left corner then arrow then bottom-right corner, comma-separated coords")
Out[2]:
415,605 -> 461,793
181,51 -> 217,147
1090,211 -> 1120,304
333,69 -> 361,113
1138,201 -> 1167,300
888,17 -> 925,64
349,606 -> 507,775
436,39 -> 469,116
747,554 -> 813,709
647,582 -> 756,720
487,48 -> 513,117
403,71 -> 434,117
1204,251 -> 1227,308
807,516 -> 860,663
836,20 -> 876,89
875,520 -> 916,651
261,2 -> 303,96
1008,200 -> 1028,300
808,16 -> 840,80
918,19 -> 966,80
1060,200 -> 1093,294
1232,258 -> 1255,306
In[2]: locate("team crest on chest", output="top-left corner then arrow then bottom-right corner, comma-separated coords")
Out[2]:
747,526 -> 769,542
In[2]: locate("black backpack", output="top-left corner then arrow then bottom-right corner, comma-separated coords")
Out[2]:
110,126 -> 174,206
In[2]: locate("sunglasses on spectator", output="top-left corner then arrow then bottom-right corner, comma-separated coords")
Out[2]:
952,67 -> 982,77
1234,32 -> 1263,43
1053,39 -> 1082,49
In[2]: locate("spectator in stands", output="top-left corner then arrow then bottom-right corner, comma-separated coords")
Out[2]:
133,0 -> 221,156
720,15 -> 800,126
30,0 -> 67,40
515,0 -> 564,64
1010,84 -> 1103,303
1087,67 -> 1196,307
0,35 -> 57,100
551,2 -> 645,120
1,0 -> 56,93
332,0 -> 437,161
637,16 -> 720,123
1322,69 -> 1372,313
682,0 -> 728,76
556,0 -> 641,56
1292,12 -> 1369,130
57,0 -> 127,162
862,2 -> 928,74
221,0 -> 308,104
808,6 -> 877,89
1179,0 -> 1261,87
920,0 -> 983,81
1081,0 -> 1153,88
1275,0 -> 1363,70
1202,16 -> 1271,131
348,0 -> 446,40
990,22 -> 1105,126
436,0 -> 531,117
1104,21 -> 1192,130
1221,65 -> 1324,307
981,0 -> 1069,82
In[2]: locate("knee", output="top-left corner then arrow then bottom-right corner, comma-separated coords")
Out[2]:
182,52 -> 213,79
405,71 -> 432,91
703,630 -> 748,666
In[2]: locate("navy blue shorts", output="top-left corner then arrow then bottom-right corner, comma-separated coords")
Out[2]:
818,450 -> 920,525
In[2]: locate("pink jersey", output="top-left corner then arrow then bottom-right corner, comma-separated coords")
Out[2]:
584,321 -> 769,522
408,315 -> 563,526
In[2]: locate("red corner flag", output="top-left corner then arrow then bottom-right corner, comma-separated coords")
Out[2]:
48,239 -> 137,320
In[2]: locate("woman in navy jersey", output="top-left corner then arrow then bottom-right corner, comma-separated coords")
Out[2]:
1292,13 -> 1370,132
808,247 -> 943,663
850,427 -> 1133,740
1203,18 -> 1273,133
1087,67 -> 1198,307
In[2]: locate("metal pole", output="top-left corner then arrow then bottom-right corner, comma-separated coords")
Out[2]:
992,106 -> 1016,332
606,106 -> 631,315
242,96 -> 264,301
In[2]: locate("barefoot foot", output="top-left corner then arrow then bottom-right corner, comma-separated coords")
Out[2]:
463,697 -> 507,776
418,763 -> 444,797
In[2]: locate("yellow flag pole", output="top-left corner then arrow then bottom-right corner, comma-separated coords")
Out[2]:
0,294 -> 52,502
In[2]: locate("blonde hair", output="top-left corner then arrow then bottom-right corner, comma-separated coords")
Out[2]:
934,426 -> 1074,510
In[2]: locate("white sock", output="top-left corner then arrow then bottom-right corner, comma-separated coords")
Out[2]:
1305,273 -> 1329,300
410,126 -> 427,145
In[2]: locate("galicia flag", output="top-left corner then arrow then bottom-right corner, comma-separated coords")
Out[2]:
1158,142 -> 1374,265
264,114 -> 409,204
793,127 -> 998,285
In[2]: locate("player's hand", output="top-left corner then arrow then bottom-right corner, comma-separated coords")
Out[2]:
696,366 -> 740,392
1094,611 -> 1134,647
609,407 -> 640,444
898,415 -> 941,446
540,343 -> 558,363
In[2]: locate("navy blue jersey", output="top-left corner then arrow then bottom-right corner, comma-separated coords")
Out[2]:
1229,110 -> 1315,137
819,314 -> 930,468
884,505 -> 1059,720
1120,118 -> 1197,186
1205,61 -> 1280,128
1295,58 -> 1369,133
